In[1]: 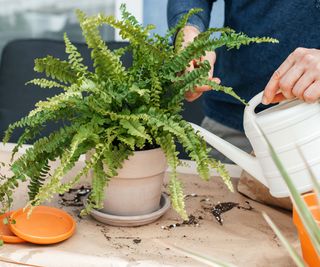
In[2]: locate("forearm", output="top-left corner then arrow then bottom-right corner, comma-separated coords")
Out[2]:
167,0 -> 215,33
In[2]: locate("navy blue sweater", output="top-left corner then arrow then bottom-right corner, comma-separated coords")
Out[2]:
167,0 -> 320,131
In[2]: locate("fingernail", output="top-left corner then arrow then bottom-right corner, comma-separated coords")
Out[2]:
262,95 -> 268,105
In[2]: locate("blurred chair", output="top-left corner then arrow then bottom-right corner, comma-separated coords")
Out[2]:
0,39 -> 203,159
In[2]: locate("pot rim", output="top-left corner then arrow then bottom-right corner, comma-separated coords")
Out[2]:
293,192 -> 320,226
132,147 -> 163,153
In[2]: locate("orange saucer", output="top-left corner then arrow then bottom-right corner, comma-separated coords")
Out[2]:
10,206 -> 76,244
0,211 -> 26,243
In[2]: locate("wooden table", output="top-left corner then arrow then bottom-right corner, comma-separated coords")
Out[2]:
0,143 -> 298,267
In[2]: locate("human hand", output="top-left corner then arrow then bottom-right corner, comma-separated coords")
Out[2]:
179,26 -> 219,102
263,48 -> 320,104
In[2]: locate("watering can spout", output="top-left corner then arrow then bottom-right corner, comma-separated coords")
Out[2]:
190,122 -> 267,186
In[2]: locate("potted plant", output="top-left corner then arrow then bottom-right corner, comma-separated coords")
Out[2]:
0,5 -> 276,221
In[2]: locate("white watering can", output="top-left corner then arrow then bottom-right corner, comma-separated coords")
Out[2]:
191,91 -> 320,197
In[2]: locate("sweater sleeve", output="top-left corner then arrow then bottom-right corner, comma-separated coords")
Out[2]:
167,0 -> 215,33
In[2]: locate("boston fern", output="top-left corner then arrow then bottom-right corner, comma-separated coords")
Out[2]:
0,6 -> 277,219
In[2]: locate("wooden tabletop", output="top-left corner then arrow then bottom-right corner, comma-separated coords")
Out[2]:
0,143 -> 298,267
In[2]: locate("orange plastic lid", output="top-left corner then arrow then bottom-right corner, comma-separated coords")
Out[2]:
10,206 -> 76,244
0,211 -> 26,243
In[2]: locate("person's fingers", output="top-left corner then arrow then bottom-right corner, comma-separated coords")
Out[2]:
194,85 -> 212,92
209,77 -> 221,84
263,70 -> 285,104
263,48 -> 306,104
303,80 -> 320,103
194,77 -> 221,92
185,91 -> 202,102
185,77 -> 221,101
193,58 -> 202,68
278,63 -> 304,99
292,72 -> 315,100
269,92 -> 287,103
193,78 -> 220,93
185,60 -> 195,73
263,59 -> 295,104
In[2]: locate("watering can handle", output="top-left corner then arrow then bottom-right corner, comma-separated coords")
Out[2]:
246,91 -> 264,118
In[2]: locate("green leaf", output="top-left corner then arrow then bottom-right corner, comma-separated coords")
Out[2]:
166,8 -> 203,40
120,120 -> 151,142
26,79 -> 66,90
34,56 -> 78,84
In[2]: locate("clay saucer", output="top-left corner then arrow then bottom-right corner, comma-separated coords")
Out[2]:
87,193 -> 170,226
0,211 -> 26,243
10,206 -> 76,244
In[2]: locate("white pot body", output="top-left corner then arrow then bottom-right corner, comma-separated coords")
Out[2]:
88,148 -> 167,216
244,92 -> 320,197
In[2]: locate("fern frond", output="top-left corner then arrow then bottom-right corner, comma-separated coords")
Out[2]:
204,79 -> 247,105
147,111 -> 211,180
80,79 -> 114,106
26,79 -> 66,90
34,56 -> 78,84
58,144 -> 104,196
84,143 -> 132,213
3,109 -> 63,145
178,120 -> 212,180
103,143 -> 132,178
149,70 -> 163,108
96,15 -> 149,45
29,124 -> 100,206
89,159 -> 106,209
222,32 -> 278,50
120,3 -> 139,26
3,105 -> 77,154
29,91 -> 82,117
163,31 -> 278,74
169,174 -> 187,219
96,13 -> 166,60
113,45 -> 131,57
64,33 -> 89,77
157,133 -> 187,219
194,27 -> 235,41
3,90 -> 81,148
166,61 -> 211,112
28,160 -> 50,201
210,159 -> 233,192
10,124 -> 79,183
119,120 -> 152,143
128,84 -> 150,103
165,8 -> 202,40
76,10 -> 126,82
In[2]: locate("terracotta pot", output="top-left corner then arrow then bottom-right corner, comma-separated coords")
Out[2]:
88,148 -> 167,216
293,192 -> 320,267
